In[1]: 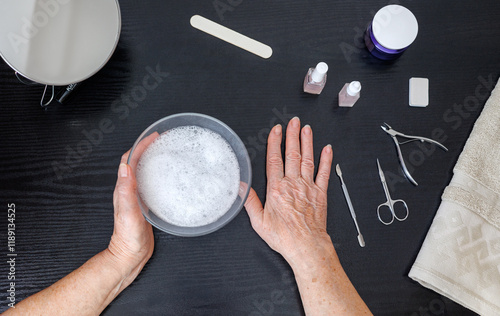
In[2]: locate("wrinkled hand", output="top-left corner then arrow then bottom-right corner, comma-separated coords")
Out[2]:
107,134 -> 158,281
244,117 -> 333,265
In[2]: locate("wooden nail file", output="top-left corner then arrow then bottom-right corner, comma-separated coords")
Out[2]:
190,15 -> 273,59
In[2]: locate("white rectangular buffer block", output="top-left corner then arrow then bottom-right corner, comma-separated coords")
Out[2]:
409,77 -> 429,107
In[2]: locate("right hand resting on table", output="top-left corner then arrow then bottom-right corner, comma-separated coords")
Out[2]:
244,117 -> 372,316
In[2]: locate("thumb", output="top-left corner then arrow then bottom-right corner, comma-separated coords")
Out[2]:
114,163 -> 141,217
244,188 -> 264,229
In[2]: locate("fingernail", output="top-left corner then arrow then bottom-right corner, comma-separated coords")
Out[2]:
303,125 -> 312,135
274,124 -> 282,135
292,117 -> 300,128
325,144 -> 332,154
119,163 -> 129,178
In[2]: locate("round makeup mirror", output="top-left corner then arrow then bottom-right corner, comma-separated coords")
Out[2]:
0,0 -> 121,104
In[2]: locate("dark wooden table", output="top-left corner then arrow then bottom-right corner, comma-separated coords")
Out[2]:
1,1 -> 499,315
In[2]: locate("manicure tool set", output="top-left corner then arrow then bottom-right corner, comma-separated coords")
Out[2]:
336,124 -> 448,246
185,9 -> 448,247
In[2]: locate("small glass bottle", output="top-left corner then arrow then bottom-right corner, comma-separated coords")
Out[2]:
338,81 -> 361,107
303,62 -> 328,95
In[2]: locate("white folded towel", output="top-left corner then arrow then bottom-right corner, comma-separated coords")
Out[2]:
409,78 -> 500,316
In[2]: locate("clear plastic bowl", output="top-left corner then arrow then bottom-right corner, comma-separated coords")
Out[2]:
127,113 -> 252,237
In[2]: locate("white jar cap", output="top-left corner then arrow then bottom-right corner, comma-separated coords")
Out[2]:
372,5 -> 418,50
312,62 -> 328,82
347,81 -> 361,96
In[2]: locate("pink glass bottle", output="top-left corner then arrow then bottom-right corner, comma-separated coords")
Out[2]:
338,81 -> 361,107
303,62 -> 328,95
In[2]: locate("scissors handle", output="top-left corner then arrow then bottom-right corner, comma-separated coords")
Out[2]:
377,203 -> 394,225
377,199 -> 409,225
391,199 -> 409,221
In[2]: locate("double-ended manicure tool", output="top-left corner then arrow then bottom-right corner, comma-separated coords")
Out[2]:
336,164 -> 365,247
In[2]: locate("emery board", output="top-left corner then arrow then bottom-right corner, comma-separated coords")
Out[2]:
409,77 -> 429,107
190,15 -> 273,59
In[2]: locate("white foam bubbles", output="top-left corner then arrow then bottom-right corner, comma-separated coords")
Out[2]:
136,126 -> 241,227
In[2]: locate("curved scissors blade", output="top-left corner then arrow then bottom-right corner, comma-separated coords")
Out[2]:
376,158 -> 386,183
376,159 -> 399,200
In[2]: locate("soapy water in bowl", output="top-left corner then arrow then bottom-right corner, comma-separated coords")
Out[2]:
136,126 -> 241,227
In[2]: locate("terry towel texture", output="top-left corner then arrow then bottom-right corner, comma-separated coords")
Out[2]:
409,77 -> 500,316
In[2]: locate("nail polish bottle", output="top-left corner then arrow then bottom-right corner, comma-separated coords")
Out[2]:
303,62 -> 328,95
338,81 -> 361,107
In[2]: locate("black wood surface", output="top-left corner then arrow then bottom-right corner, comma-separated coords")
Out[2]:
1,0 -> 500,315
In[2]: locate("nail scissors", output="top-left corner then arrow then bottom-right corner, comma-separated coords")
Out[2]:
376,159 -> 409,225
381,123 -> 448,186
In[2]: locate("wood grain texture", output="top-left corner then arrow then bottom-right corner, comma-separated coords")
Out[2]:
1,0 -> 500,314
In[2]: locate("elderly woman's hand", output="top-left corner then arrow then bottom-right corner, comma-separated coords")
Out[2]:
244,117 -> 371,315
244,117 -> 333,266
107,133 -> 158,282
6,133 -> 160,316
